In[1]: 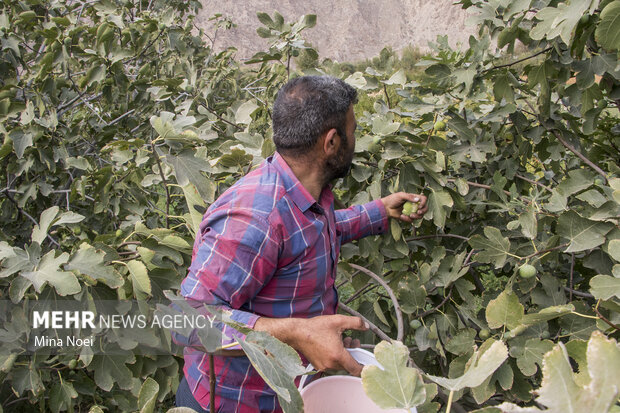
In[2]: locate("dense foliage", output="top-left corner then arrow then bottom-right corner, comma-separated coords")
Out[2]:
0,0 -> 619,411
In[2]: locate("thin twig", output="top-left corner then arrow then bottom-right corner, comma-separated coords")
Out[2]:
383,84 -> 392,109
593,306 -> 620,332
209,354 -> 216,411
107,108 -> 135,127
344,283 -> 378,305
348,264 -> 404,341
406,233 -> 469,242
522,243 -> 569,260
569,253 -> 575,302
562,286 -> 594,299
446,178 -> 512,196
515,174 -> 552,192
203,106 -> 242,131
416,288 -> 453,319
1,191 -> 60,248
338,302 -> 391,342
481,47 -> 553,74
550,129 -> 608,182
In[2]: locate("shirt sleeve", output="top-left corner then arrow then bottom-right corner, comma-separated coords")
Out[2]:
335,199 -> 388,244
175,208 -> 280,350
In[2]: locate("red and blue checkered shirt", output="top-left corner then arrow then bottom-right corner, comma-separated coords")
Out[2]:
179,152 -> 388,412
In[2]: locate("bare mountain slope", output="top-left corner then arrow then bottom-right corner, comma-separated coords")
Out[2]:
195,0 -> 475,62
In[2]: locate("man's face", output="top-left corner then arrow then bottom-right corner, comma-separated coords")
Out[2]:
325,105 -> 356,181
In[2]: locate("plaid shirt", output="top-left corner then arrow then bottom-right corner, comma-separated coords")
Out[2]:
179,152 -> 388,412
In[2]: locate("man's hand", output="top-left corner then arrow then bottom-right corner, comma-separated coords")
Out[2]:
381,192 -> 428,223
254,314 -> 369,376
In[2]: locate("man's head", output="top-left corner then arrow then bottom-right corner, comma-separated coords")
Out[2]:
272,76 -> 357,181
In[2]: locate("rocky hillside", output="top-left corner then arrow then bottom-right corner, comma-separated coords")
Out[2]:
195,0 -> 476,62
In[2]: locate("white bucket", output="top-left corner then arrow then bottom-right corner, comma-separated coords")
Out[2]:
299,348 -> 417,413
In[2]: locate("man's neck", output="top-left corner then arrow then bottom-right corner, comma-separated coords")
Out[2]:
280,153 -> 326,201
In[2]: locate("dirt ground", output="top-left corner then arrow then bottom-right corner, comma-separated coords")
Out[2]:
194,0 -> 476,63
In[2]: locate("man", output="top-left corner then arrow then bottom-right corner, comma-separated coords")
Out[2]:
176,75 -> 428,412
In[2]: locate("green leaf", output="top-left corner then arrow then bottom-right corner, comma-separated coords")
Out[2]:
518,209 -> 537,240
181,183 -> 207,237
235,100 -> 259,125
237,331 -> 305,413
530,1 -> 594,45
166,150 -> 215,201
557,211 -> 614,253
427,188 -> 453,229
445,328 -> 477,356
89,354 -> 134,391
21,251 -> 80,296
383,69 -> 406,86
426,340 -> 508,391
344,72 -> 367,89
361,341 -> 426,409
493,74 -> 515,103
589,274 -> 620,300
390,219 -> 402,241
519,304 -> 575,326
160,235 -> 192,252
536,332 -> 620,412
596,1 -> 620,51
512,338 -> 554,376
469,227 -> 512,268
49,381 -> 78,413
608,239 -> 620,262
138,377 -> 159,413
399,281 -> 427,314
66,245 -> 123,288
372,117 -> 400,136
126,260 -> 151,297
302,14 -> 317,29
31,206 -> 60,245
256,12 -> 274,27
486,290 -> 524,330
11,130 -> 33,159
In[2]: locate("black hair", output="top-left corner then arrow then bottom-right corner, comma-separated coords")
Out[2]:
272,76 -> 357,157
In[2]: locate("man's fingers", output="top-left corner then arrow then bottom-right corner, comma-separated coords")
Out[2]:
343,336 -> 353,348
334,315 -> 369,332
340,349 -> 364,377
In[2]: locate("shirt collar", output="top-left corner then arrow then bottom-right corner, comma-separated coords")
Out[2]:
269,152 -> 333,213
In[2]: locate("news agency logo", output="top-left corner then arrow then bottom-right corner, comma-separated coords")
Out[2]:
32,310 -> 218,330
0,299 -> 225,356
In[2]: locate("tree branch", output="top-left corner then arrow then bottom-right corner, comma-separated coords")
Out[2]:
338,302 -> 392,342
416,288 -> 453,319
594,306 -> 620,332
550,129 -> 608,182
481,47 -> 553,74
406,233 -> 469,242
515,174 -> 552,192
348,263 -> 404,341
562,286 -> 594,299
1,190 -> 60,248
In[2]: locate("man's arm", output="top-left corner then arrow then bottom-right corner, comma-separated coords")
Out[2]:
335,192 -> 427,244
254,314 -> 369,376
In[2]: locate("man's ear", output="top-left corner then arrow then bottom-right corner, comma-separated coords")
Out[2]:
322,128 -> 339,156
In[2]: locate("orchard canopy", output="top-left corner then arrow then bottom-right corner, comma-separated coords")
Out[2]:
0,0 -> 619,412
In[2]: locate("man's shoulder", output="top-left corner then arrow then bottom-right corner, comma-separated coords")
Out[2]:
209,159 -> 287,221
